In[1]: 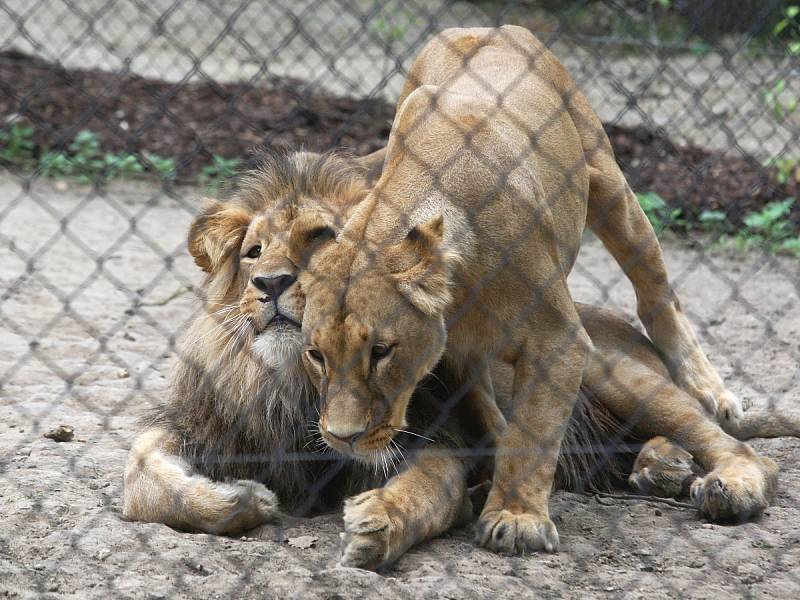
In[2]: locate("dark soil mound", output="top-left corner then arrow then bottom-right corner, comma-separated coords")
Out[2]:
1,49 -> 797,229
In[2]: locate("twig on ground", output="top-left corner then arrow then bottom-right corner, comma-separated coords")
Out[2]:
586,491 -> 696,510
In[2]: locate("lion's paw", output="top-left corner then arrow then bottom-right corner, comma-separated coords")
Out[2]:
210,480 -> 280,534
339,489 -> 403,570
475,509 -> 559,554
690,454 -> 778,521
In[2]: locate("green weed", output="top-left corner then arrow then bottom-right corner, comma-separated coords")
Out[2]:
41,130 -> 144,183
762,79 -> 798,122
0,123 -> 36,166
636,191 -> 687,233
733,197 -> 799,256
764,156 -> 800,184
142,151 -> 176,180
200,155 -> 241,193
773,5 -> 800,55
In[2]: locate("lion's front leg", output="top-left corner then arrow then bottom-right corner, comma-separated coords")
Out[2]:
123,427 -> 280,535
340,450 -> 469,570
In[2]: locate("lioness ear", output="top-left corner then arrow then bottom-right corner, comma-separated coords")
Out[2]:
287,212 -> 337,267
387,214 -> 456,315
188,200 -> 252,273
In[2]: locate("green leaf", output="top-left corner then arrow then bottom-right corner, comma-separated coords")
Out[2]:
774,19 -> 789,36
698,209 -> 726,222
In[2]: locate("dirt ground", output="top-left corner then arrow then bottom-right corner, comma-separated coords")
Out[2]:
1,174 -> 799,599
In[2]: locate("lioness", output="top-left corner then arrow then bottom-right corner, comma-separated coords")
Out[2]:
123,151 -> 792,569
289,25 -> 753,554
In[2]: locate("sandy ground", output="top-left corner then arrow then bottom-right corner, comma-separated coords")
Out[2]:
1,175 -> 799,599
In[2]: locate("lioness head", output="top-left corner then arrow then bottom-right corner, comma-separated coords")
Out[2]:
186,151 -> 370,372
293,202 -> 459,461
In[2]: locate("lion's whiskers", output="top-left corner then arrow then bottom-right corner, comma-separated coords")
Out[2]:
392,428 -> 434,443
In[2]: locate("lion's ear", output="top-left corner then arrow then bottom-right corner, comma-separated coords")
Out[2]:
287,212 -> 336,267
387,214 -> 456,315
188,200 -> 252,273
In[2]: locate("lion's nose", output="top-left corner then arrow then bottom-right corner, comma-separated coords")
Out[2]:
325,425 -> 366,445
252,274 -> 296,299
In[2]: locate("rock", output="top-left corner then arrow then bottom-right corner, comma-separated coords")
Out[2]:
287,535 -> 318,549
43,425 -> 74,442
737,563 -> 764,584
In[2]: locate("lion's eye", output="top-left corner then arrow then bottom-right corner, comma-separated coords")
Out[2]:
244,244 -> 261,259
371,343 -> 393,363
307,348 -> 324,365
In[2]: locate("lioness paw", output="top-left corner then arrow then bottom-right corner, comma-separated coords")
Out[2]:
476,509 -> 559,555
690,455 -> 778,521
676,369 -> 744,427
339,490 -> 403,570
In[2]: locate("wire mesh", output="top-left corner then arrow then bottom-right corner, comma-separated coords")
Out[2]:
1,1 -> 799,598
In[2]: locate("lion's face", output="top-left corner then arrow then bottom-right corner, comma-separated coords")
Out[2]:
295,211 -> 455,462
186,152 -> 370,373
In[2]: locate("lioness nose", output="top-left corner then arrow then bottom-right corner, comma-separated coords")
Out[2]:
252,274 -> 296,299
326,426 -> 366,445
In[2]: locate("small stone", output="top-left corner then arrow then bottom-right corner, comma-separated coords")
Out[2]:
43,425 -> 74,442
116,369 -> 130,379
54,181 -> 68,192
287,535 -> 318,549
689,558 -> 705,568
654,509 -> 663,516
701,523 -> 713,529
737,563 -> 764,584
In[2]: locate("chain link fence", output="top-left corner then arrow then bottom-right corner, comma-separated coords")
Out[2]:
1,1 -> 799,598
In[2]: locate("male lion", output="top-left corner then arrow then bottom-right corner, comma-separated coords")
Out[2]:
289,25 -> 758,555
123,150 -> 793,570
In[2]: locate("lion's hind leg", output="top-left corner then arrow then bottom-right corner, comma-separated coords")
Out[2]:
585,350 -> 777,521
628,436 -> 699,498
123,427 -> 280,535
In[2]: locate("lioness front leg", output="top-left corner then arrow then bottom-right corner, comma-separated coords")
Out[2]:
123,427 -> 280,535
340,451 -> 469,570
476,314 -> 589,555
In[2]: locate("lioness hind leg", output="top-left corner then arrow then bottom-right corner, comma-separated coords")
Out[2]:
563,85 -> 741,425
585,351 -> 777,521
123,427 -> 280,535
584,165 -> 742,427
339,450 -> 469,570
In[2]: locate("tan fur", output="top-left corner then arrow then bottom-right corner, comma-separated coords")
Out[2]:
291,26 -> 747,555
121,149 -> 792,567
579,304 -> 779,519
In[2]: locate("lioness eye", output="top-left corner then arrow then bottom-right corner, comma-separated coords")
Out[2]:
371,343 -> 393,362
307,348 -> 324,364
244,244 -> 261,259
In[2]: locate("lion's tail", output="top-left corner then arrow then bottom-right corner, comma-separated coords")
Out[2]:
727,411 -> 800,440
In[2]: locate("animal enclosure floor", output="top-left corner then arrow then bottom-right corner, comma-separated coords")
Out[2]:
0,176 -> 799,599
